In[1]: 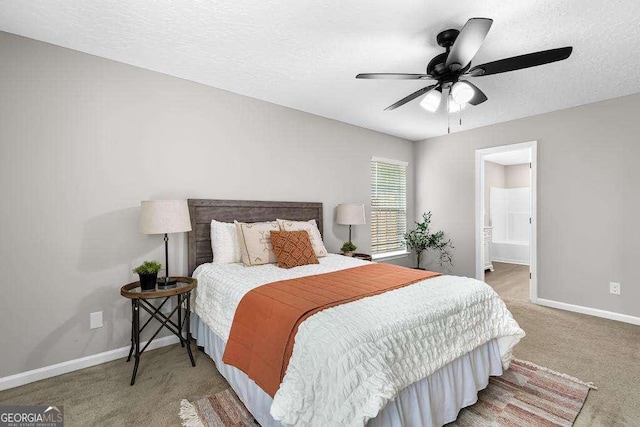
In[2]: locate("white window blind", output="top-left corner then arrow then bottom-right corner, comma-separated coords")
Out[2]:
371,158 -> 407,255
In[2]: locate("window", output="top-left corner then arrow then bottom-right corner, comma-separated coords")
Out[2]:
370,157 -> 408,257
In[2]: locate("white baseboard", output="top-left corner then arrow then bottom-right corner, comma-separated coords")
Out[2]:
537,298 -> 640,326
0,335 -> 180,391
492,258 -> 530,266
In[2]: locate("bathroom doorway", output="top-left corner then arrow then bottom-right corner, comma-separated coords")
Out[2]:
475,141 -> 537,302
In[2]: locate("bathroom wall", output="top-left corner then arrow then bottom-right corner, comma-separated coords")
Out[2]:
505,163 -> 530,188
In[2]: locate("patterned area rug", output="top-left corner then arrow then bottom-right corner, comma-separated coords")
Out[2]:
448,359 -> 596,426
180,359 -> 596,427
180,388 -> 255,427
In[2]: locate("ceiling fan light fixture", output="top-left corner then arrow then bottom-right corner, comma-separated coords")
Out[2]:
420,88 -> 442,112
451,81 -> 475,105
356,17 -> 573,117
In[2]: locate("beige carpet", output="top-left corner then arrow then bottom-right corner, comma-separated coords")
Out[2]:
1,299 -> 639,426
507,298 -> 640,426
0,345 -> 229,426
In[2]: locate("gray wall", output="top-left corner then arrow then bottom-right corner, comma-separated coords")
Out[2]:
0,32 -> 414,377
415,93 -> 640,317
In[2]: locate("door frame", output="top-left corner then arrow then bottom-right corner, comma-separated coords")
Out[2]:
475,141 -> 538,303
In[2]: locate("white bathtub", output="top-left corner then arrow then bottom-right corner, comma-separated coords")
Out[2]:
491,240 -> 529,265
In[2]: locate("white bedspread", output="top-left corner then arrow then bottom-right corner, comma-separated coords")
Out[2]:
193,255 -> 525,427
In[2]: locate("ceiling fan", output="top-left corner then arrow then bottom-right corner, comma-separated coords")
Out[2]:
356,18 -> 573,114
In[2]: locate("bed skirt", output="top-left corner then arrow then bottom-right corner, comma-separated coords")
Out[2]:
190,313 -> 503,426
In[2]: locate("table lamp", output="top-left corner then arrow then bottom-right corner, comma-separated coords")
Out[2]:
139,200 -> 192,288
336,203 -> 366,244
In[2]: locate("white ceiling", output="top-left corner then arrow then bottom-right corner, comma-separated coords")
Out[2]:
1,0 -> 639,141
485,149 -> 531,166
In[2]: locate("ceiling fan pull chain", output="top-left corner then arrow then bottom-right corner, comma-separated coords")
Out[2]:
447,96 -> 451,134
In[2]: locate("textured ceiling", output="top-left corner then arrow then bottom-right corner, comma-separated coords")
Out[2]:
1,0 -> 639,141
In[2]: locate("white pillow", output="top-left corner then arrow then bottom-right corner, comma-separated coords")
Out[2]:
210,220 -> 242,264
276,219 -> 328,257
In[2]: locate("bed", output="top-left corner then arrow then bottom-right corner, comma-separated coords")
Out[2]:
187,199 -> 524,426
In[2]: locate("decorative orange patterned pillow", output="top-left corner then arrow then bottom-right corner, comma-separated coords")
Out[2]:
270,230 -> 319,269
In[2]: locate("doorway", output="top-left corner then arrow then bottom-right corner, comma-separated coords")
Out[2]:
475,141 -> 537,302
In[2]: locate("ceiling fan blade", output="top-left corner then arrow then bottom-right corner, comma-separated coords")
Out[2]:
356,73 -> 432,80
468,46 -> 573,76
384,85 -> 438,111
464,81 -> 488,105
445,18 -> 493,71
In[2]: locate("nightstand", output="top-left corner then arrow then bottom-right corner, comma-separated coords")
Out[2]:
120,277 -> 197,385
347,253 -> 373,261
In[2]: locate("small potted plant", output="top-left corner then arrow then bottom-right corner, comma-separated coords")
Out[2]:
341,241 -> 357,257
133,261 -> 162,291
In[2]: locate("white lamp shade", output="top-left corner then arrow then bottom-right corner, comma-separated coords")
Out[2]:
139,200 -> 192,234
336,204 -> 366,225
451,81 -> 475,105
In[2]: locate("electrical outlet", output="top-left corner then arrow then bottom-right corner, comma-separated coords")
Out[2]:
90,311 -> 103,329
609,282 -> 621,295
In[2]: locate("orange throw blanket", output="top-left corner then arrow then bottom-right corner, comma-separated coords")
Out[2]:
222,263 -> 440,397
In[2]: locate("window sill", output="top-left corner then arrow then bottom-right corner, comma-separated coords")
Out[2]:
371,251 -> 411,262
